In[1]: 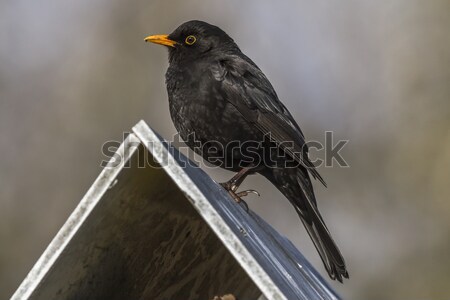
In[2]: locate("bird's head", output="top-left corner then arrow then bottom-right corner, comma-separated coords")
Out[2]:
145,20 -> 239,64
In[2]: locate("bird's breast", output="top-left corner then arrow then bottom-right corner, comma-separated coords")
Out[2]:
167,88 -> 257,139
165,65 -> 265,170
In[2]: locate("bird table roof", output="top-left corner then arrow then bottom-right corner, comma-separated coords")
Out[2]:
11,120 -> 340,300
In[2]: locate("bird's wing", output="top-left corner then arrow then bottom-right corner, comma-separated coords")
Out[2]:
210,55 -> 326,186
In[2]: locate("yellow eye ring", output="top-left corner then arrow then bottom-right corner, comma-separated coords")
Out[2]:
185,35 -> 196,45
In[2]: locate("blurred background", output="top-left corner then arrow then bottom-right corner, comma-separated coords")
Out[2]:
1,0 -> 450,299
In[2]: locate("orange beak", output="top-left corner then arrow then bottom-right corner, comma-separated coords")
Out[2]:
144,34 -> 177,47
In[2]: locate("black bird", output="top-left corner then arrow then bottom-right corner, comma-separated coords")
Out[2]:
145,20 -> 349,282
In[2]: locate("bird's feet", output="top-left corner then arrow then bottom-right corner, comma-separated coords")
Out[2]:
219,182 -> 260,212
235,189 -> 260,198
219,167 -> 260,211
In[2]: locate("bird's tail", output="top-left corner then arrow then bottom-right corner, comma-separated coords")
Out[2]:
262,167 -> 349,282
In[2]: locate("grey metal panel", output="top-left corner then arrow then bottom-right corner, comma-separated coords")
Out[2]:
12,120 -> 341,300
133,121 -> 340,300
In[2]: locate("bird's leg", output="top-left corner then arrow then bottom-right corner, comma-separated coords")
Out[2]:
220,167 -> 252,192
220,167 -> 260,211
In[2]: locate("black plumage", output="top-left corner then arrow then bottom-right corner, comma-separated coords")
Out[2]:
145,20 -> 348,282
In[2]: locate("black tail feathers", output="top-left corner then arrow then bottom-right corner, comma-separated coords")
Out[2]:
263,167 -> 349,282
295,169 -> 349,282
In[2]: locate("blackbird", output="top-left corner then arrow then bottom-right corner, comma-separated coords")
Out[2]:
145,20 -> 348,282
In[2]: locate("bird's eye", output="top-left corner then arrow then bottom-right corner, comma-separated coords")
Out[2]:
185,35 -> 196,45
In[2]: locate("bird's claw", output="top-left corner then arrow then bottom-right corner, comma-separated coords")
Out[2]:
235,189 -> 260,198
235,197 -> 249,212
220,184 -> 260,213
227,190 -> 249,212
220,181 -> 235,192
